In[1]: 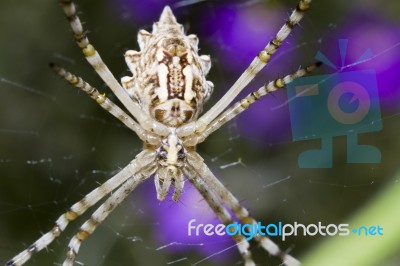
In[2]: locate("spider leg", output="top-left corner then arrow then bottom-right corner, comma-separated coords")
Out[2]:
5,150 -> 156,266
63,166 -> 155,266
50,63 -> 161,145
177,0 -> 312,137
184,62 -> 322,146
186,152 -> 300,266
59,0 -> 169,136
183,166 -> 256,266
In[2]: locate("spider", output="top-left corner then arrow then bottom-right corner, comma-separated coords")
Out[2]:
6,0 -> 321,265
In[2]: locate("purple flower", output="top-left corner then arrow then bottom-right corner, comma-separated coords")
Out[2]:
235,8 -> 400,145
237,90 -> 292,144
142,179 -> 235,263
206,4 -> 299,145
336,12 -> 400,112
203,3 -> 288,74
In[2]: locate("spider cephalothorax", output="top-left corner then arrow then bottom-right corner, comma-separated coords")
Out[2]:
155,132 -> 186,201
121,7 -> 214,127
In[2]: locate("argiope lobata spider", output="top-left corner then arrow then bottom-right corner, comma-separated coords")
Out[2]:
6,0 -> 321,265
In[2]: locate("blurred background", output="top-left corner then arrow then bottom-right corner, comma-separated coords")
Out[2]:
0,0 -> 399,265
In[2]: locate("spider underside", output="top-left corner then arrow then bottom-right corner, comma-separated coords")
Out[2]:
6,0 -> 320,265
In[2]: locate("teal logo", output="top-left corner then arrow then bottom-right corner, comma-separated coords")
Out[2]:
286,40 -> 382,168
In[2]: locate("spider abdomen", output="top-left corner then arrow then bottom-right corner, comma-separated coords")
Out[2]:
121,6 -> 214,127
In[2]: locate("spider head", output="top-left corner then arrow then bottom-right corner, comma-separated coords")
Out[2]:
155,133 -> 186,201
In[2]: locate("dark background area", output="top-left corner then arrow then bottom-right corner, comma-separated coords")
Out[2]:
1,0 -> 399,265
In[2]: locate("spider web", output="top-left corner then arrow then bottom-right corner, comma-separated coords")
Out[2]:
1,0 -> 400,265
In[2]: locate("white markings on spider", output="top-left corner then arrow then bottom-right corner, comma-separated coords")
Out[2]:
6,0 -> 319,265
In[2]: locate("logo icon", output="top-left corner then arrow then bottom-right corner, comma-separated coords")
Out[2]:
286,40 -> 382,168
